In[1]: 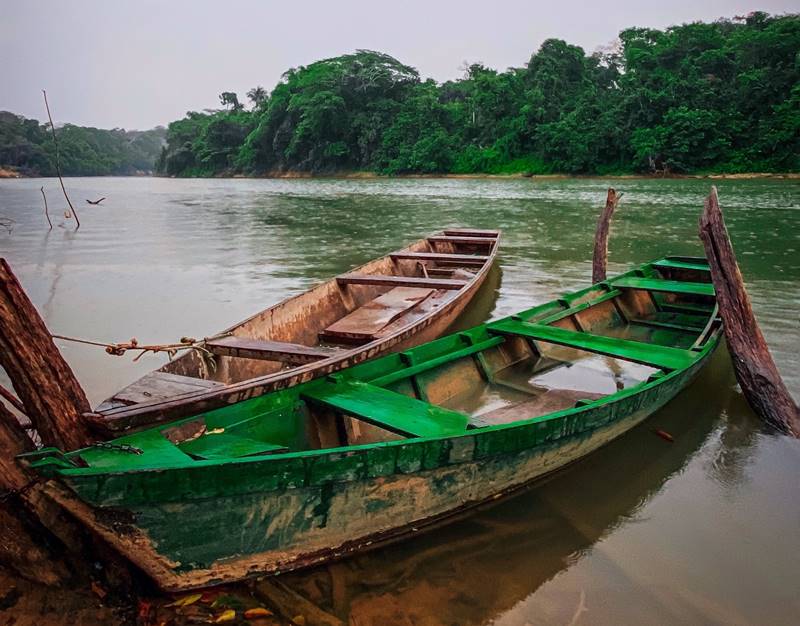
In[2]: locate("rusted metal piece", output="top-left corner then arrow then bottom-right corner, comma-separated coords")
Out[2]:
0,259 -> 94,449
592,188 -> 623,284
699,187 -> 799,436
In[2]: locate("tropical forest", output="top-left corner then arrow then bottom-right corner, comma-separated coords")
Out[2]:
2,11 -> 798,177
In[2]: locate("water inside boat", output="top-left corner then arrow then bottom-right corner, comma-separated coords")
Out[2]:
54,257 -> 718,472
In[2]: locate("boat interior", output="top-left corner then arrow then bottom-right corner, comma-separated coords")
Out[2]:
96,229 -> 500,413
58,257 -> 720,472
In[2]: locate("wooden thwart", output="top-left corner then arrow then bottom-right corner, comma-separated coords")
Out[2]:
612,277 -> 715,297
337,274 -> 466,290
427,236 -> 497,245
205,336 -> 340,364
322,287 -> 433,342
390,252 -> 489,265
653,259 -> 711,273
488,320 -> 698,371
303,378 -> 469,438
112,371 -> 225,406
442,228 -> 500,238
179,433 -> 287,460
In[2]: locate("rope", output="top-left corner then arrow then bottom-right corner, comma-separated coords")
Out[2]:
51,331 -> 231,371
0,476 -> 45,504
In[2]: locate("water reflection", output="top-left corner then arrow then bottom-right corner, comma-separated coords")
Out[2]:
268,348 -> 735,625
0,176 -> 798,624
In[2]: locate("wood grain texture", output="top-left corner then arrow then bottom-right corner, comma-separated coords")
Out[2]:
592,188 -> 622,283
699,187 -> 799,436
0,259 -> 93,449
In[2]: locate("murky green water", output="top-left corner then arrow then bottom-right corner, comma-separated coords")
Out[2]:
1,176 -> 799,624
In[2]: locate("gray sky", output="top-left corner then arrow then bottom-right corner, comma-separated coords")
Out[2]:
2,0 -> 797,130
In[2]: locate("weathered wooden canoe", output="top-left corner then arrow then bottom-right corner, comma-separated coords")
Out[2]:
93,228 -> 500,432
26,256 -> 721,591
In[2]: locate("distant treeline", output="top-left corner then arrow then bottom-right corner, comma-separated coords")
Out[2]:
0,111 -> 165,176
158,12 -> 799,177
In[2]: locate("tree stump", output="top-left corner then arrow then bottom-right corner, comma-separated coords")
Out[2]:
0,258 -> 94,449
592,188 -> 623,283
699,187 -> 799,436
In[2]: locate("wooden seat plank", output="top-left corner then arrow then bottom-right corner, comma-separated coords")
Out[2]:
612,277 -> 715,297
488,320 -> 698,371
303,379 -> 469,438
337,274 -> 466,290
322,287 -> 433,342
427,236 -> 496,245
205,336 -> 340,365
443,228 -> 500,238
390,252 -> 489,265
111,371 -> 225,406
179,433 -> 287,460
653,259 -> 710,273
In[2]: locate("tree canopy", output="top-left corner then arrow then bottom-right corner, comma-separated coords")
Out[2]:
4,13 -> 798,178
0,111 -> 165,176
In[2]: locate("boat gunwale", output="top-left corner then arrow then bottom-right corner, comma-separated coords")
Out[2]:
47,257 -> 721,480
93,229 -> 501,426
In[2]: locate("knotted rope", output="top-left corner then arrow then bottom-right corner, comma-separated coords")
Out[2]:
50,332 -> 231,373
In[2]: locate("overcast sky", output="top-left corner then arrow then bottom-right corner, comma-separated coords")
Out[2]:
2,1 -> 797,130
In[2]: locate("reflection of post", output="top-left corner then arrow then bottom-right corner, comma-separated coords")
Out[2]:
592,188 -> 623,283
699,187 -> 799,436
0,259 -> 95,449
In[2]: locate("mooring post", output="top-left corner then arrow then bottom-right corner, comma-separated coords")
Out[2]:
0,258 -> 95,449
592,188 -> 623,283
699,187 -> 799,436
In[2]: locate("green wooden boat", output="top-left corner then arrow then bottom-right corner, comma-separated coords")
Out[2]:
25,256 -> 721,591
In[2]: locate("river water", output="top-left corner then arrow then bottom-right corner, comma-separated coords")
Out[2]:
1,176 -> 798,624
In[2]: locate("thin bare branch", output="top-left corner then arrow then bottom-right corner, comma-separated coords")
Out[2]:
42,90 -> 80,230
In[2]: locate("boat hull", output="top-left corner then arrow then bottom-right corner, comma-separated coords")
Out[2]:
96,234 -> 500,432
53,338 -> 716,591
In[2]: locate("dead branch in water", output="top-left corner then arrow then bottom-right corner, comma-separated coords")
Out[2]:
40,186 -> 53,229
42,90 -> 80,230
0,217 -> 13,234
592,188 -> 623,283
699,186 -> 799,436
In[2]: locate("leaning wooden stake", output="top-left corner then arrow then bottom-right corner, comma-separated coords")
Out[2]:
592,188 -> 623,283
0,258 -> 94,449
699,187 -> 799,436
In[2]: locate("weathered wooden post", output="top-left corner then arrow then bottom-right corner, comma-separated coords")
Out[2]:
699,187 -> 799,436
0,258 -> 94,449
592,188 -> 623,283
0,402 -> 73,585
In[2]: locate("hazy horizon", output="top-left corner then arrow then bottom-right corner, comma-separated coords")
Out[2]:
3,0 -> 797,130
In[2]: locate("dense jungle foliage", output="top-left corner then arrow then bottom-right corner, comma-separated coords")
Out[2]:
0,111 -> 165,176
158,12 -> 799,176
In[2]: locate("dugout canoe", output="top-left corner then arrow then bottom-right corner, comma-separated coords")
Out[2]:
92,228 -> 500,432
26,256 -> 721,591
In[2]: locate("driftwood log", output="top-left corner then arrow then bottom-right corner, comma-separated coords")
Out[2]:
699,187 -> 799,436
0,259 -> 94,450
592,188 -> 623,283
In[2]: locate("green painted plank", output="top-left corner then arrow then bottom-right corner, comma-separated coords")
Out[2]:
630,318 -> 705,333
303,379 -> 469,438
612,277 -> 715,297
535,289 -> 622,325
488,320 -> 698,371
179,434 -> 287,460
653,259 -> 710,272
369,336 -> 505,388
